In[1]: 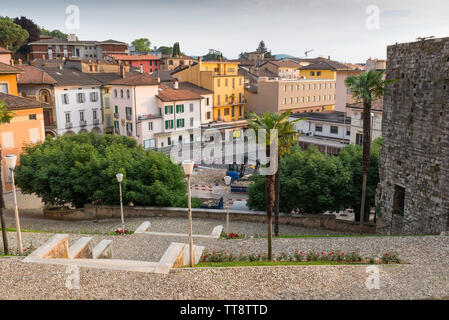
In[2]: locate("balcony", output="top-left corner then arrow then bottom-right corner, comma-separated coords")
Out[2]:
114,128 -> 120,134
126,131 -> 133,137
65,122 -> 73,129
79,120 -> 87,127
114,113 -> 120,119
138,113 -> 162,121
93,119 -> 100,125
126,114 -> 132,121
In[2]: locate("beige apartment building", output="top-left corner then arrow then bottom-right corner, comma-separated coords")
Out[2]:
260,60 -> 301,79
245,77 -> 336,114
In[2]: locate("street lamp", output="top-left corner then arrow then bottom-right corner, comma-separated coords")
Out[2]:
116,173 -> 125,234
182,160 -> 194,267
223,175 -> 232,236
5,155 -> 23,256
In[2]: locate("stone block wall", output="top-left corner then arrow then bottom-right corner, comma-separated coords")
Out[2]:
377,37 -> 449,234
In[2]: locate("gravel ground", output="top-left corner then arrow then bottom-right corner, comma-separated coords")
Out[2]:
1,216 -> 448,299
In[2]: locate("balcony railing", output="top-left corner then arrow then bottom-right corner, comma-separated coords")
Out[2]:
65,122 -> 72,129
114,128 -> 120,134
138,113 -> 162,121
114,113 -> 120,119
80,120 -> 87,127
93,119 -> 100,125
126,114 -> 132,121
126,131 -> 133,137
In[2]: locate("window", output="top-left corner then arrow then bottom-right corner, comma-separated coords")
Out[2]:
206,97 -> 210,106
217,79 -> 221,87
356,133 -> 363,146
120,90 -> 123,98
114,120 -> 119,129
127,90 -> 130,99
65,112 -> 71,123
284,85 -> 287,92
169,60 -> 173,66
225,79 -> 228,87
290,97 -> 293,104
393,185 -> 406,216
77,93 -> 85,103
296,85 -> 299,91
296,97 -> 299,103
126,122 -> 133,132
206,111 -> 211,119
164,105 -> 173,114
310,71 -> 315,76
190,117 -> 194,126
1,132 -> 14,149
283,98 -> 286,105
315,125 -> 323,132
93,109 -> 97,120
346,129 -> 350,136
232,78 -> 235,89
79,111 -> 85,121
176,118 -> 185,128
189,103 -> 194,112
239,93 -> 242,103
239,78 -> 242,86
62,94 -> 70,104
290,85 -> 293,91
217,95 -> 221,105
224,108 -> 230,116
165,120 -> 174,129
29,114 -> 37,120
148,122 -> 153,131
317,71 -> 321,76
168,137 -> 171,145
29,128 -> 40,143
239,105 -> 242,116
114,89 -> 117,98
176,104 -> 184,113
90,92 -> 98,102
330,126 -> 338,134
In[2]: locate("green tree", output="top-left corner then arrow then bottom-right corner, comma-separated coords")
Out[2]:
172,42 -> 181,57
131,38 -> 151,53
248,147 -> 351,215
239,52 -> 248,59
0,16 -> 29,52
203,49 -> 224,61
256,40 -> 267,53
345,70 -> 395,230
15,133 -> 196,209
0,100 -> 14,254
338,138 -> 382,219
157,46 -> 173,56
247,111 -> 299,259
13,16 -> 40,54
39,27 -> 67,39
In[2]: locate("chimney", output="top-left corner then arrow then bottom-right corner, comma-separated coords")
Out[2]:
120,65 -> 126,78
174,80 -> 179,90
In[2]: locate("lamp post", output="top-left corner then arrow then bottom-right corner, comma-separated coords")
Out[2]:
182,160 -> 194,267
223,175 -> 232,236
116,173 -> 125,234
5,155 -> 22,256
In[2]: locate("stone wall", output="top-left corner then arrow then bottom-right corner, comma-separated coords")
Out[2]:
43,205 -> 376,234
377,37 -> 449,234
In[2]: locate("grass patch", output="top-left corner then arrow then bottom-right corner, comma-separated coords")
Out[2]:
191,260 -> 365,268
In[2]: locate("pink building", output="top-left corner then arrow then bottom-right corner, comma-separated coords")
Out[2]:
108,54 -> 160,74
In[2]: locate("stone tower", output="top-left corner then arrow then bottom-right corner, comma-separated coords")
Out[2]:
377,37 -> 449,234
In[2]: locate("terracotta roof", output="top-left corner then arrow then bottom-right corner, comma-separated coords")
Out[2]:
0,47 -> 12,54
29,38 -> 127,46
264,60 -> 300,68
348,99 -> 383,111
173,82 -> 213,95
0,62 -> 23,74
110,54 -> 160,61
16,65 -> 57,84
37,66 -> 102,86
342,63 -> 365,71
0,92 -> 42,110
299,60 -> 352,71
108,73 -> 159,86
157,82 -> 204,102
151,70 -> 173,82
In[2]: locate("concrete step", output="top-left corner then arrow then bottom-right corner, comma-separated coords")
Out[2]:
92,240 -> 113,259
68,237 -> 93,259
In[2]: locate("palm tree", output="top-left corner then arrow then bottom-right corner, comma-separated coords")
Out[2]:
248,111 -> 300,259
0,99 -> 14,254
345,70 -> 395,232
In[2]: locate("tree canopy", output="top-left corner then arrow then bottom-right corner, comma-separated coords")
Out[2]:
0,16 -> 29,52
15,133 -> 197,209
247,138 -> 382,215
39,27 -> 67,39
256,40 -> 267,53
131,38 -> 151,53
203,49 -> 224,61
172,42 -> 181,57
157,46 -> 173,56
239,52 -> 248,59
13,16 -> 40,54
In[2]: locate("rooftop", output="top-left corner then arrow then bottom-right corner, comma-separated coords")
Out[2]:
108,73 -> 160,86
29,37 -> 127,46
291,111 -> 351,125
0,92 -> 43,110
109,54 -> 160,61
263,60 -> 300,68
299,60 -> 353,71
0,47 -> 12,54
0,62 -> 23,74
37,66 -> 102,86
16,65 -> 57,84
157,82 -> 204,102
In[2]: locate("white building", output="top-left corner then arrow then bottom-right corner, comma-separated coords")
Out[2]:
110,74 -> 206,149
291,111 -> 351,155
40,66 -> 103,135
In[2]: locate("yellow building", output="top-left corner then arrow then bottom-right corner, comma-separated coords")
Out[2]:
172,58 -> 245,122
0,62 -> 23,96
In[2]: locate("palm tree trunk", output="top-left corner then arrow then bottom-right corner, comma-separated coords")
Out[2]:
0,148 -> 8,254
266,174 -> 275,261
359,101 -> 372,234
274,154 -> 280,237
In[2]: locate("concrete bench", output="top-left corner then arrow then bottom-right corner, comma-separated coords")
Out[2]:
135,221 -> 151,233
27,234 -> 69,259
210,225 -> 224,238
92,240 -> 113,259
154,242 -> 185,274
68,237 -> 93,259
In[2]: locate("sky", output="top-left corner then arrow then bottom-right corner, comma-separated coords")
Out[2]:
2,0 -> 449,63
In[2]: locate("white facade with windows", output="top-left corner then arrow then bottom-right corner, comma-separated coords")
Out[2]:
54,86 -> 103,135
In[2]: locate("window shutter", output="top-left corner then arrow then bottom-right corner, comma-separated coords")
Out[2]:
170,106 -> 173,114
165,106 -> 167,114
182,105 -> 184,112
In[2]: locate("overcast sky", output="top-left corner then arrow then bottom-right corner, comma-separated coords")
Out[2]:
3,0 -> 449,62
